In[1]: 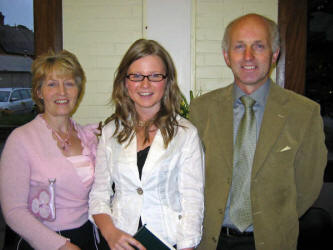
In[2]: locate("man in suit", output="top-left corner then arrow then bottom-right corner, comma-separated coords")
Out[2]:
190,13 -> 327,250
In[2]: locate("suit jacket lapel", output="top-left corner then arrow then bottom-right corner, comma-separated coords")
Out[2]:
252,83 -> 289,177
120,133 -> 139,177
120,130 -> 167,184
211,85 -> 234,175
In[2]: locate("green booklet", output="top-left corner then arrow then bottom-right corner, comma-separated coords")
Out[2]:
133,225 -> 176,250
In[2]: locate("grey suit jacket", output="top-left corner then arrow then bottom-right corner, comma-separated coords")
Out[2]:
190,82 -> 327,250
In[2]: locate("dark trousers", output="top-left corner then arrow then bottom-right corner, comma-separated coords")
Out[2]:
298,207 -> 333,250
216,228 -> 255,250
16,220 -> 109,250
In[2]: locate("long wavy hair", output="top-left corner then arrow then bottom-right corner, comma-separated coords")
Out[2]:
105,39 -> 182,148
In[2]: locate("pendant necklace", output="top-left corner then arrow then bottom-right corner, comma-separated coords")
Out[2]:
137,120 -> 147,127
51,122 -> 73,152
42,115 -> 73,152
52,124 -> 72,151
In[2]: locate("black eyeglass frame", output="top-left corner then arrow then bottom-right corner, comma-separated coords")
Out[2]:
126,73 -> 167,82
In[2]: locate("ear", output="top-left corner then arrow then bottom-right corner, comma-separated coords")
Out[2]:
223,50 -> 231,67
271,48 -> 280,64
37,89 -> 43,99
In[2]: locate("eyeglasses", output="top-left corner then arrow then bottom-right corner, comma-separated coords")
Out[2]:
126,73 -> 167,82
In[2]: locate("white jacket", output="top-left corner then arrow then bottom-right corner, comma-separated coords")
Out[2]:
89,116 -> 205,249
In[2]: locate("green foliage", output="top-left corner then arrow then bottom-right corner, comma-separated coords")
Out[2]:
179,90 -> 195,119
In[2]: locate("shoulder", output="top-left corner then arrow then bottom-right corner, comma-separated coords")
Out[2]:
177,115 -> 197,130
75,121 -> 99,138
101,120 -> 117,134
287,89 -> 319,110
190,84 -> 233,127
192,84 -> 233,105
271,83 -> 320,113
170,116 -> 202,152
3,116 -> 42,154
190,84 -> 233,118
100,120 -> 119,142
176,115 -> 200,139
6,115 -> 41,141
72,120 -> 99,150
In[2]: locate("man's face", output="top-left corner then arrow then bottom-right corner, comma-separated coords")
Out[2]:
223,16 -> 279,93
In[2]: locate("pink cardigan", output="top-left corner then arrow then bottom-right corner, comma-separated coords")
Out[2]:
0,115 -> 98,249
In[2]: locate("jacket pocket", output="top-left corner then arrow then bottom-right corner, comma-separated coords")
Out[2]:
162,205 -> 181,244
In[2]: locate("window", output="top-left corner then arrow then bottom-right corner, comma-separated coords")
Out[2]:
11,90 -> 21,101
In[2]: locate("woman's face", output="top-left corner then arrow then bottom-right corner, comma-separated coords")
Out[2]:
38,71 -> 79,119
125,55 -> 167,119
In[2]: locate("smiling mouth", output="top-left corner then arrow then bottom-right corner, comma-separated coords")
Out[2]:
242,65 -> 256,70
55,99 -> 69,104
139,92 -> 153,96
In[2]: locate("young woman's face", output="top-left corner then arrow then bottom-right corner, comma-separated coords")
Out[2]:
125,55 -> 167,119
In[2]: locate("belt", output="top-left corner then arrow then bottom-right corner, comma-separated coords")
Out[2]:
221,227 -> 254,237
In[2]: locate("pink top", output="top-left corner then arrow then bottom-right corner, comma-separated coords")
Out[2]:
0,115 -> 98,250
67,155 -> 94,188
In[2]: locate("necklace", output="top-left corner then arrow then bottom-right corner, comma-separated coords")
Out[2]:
51,123 -> 73,151
41,115 -> 73,152
137,120 -> 147,127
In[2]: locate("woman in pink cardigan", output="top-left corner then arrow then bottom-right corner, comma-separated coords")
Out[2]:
0,50 -> 107,250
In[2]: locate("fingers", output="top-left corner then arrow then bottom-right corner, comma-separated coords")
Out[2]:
127,238 -> 146,250
107,232 -> 146,250
58,241 -> 81,250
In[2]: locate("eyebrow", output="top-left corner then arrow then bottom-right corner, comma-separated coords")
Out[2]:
234,40 -> 265,44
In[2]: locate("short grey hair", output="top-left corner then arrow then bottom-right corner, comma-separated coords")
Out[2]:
222,13 -> 280,53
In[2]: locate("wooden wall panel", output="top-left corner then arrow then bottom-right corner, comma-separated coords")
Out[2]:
277,0 -> 307,94
33,0 -> 62,57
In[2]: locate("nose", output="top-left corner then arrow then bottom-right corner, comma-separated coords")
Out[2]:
244,47 -> 254,61
58,83 -> 66,95
140,77 -> 151,88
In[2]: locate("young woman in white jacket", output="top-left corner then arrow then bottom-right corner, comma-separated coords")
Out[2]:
89,39 -> 205,250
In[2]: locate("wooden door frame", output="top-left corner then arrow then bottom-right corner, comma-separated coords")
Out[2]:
277,0 -> 307,94
33,0 -> 306,94
34,0 -> 62,57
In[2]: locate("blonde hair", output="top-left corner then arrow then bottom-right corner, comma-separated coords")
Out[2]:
106,39 -> 182,148
31,50 -> 86,112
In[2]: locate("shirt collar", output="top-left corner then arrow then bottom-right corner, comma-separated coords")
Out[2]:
233,79 -> 271,107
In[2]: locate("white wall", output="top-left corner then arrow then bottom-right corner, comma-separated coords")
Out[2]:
194,0 -> 278,93
63,0 -> 143,125
145,0 -> 192,101
63,0 -> 278,124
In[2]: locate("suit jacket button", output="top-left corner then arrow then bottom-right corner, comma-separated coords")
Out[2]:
137,188 -> 143,195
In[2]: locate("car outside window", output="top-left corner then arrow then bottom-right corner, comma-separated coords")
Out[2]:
20,89 -> 30,99
11,90 -> 22,101
0,91 -> 10,102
